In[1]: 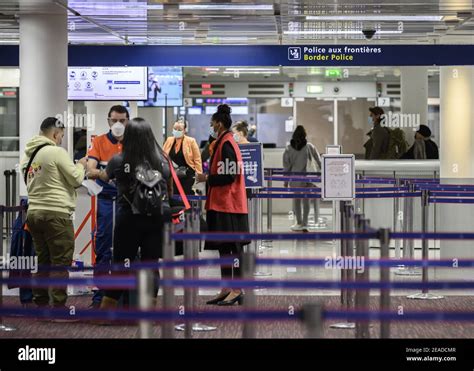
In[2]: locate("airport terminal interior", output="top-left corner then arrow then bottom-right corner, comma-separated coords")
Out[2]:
0,0 -> 473,348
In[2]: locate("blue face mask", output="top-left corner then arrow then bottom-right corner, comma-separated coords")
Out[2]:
209,127 -> 218,139
233,133 -> 241,143
173,129 -> 184,138
368,116 -> 373,125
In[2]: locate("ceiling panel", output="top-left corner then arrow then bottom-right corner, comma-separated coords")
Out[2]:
0,1 -> 471,45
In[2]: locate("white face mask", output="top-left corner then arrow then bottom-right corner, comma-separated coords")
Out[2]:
233,133 -> 241,143
173,129 -> 184,138
111,122 -> 125,137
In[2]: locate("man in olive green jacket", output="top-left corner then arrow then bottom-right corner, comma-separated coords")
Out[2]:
20,117 -> 86,313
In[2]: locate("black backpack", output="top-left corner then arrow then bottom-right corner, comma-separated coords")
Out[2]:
125,163 -> 167,216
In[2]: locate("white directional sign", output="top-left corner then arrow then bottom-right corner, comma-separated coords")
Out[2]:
321,154 -> 355,201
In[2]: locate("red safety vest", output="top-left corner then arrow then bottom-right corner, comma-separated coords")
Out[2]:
205,131 -> 248,214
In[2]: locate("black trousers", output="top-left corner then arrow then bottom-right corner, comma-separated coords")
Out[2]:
104,211 -> 164,302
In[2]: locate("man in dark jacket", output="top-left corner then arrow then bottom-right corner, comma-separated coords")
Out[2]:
364,106 -> 390,159
400,124 -> 439,159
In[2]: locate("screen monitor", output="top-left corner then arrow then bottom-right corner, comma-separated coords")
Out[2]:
68,67 -> 147,101
138,67 -> 183,107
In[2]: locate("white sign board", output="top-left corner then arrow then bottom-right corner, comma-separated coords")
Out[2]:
326,145 -> 342,155
281,97 -> 294,107
183,98 -> 193,107
285,119 -> 294,132
321,154 -> 355,201
377,97 -> 391,107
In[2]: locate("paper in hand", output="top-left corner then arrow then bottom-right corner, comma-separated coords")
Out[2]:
81,179 -> 103,196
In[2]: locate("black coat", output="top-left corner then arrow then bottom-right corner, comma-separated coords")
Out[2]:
400,139 -> 439,159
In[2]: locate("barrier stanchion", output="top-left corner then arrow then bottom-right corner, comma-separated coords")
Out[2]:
396,182 -> 421,276
137,268 -> 154,339
302,303 -> 324,338
252,189 -> 271,278
175,213 -> 193,336
161,223 -> 175,339
262,168 -> 273,248
407,190 -> 444,300
330,203 -> 355,330
189,202 -> 217,332
242,251 -> 256,339
355,173 -> 363,214
393,177 -> 402,260
355,217 -> 370,339
4,170 -> 11,246
379,227 -> 391,338
0,206 -> 16,332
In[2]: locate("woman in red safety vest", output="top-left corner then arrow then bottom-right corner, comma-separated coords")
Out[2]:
196,104 -> 249,306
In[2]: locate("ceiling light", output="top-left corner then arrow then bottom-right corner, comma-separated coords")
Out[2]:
284,30 -> 403,35
306,15 -> 443,22
179,4 -> 273,11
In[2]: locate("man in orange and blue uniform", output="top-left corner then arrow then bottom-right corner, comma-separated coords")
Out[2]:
86,105 -> 129,308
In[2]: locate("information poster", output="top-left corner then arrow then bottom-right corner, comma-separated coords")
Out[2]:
238,142 -> 263,189
321,154 -> 355,200
68,66 -> 147,100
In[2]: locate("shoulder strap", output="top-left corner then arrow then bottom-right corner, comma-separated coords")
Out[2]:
23,143 -> 51,185
168,157 -> 190,210
155,139 -> 190,210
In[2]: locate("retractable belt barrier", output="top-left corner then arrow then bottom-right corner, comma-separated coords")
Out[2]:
3,173 -> 474,339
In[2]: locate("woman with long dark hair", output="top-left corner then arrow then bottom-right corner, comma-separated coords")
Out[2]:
196,104 -> 249,305
283,125 -> 321,231
97,118 -> 172,310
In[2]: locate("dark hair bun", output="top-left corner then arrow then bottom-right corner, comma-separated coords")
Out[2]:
217,104 -> 231,115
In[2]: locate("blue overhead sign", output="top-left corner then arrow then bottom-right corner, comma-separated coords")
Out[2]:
239,142 -> 264,189
1,45 -> 474,66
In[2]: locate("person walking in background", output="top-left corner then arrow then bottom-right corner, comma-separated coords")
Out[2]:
196,104 -> 249,306
163,117 -> 202,195
400,124 -> 439,160
364,106 -> 390,160
283,125 -> 321,232
21,117 -> 86,319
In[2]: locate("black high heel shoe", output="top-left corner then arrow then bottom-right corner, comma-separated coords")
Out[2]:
206,291 -> 231,305
217,292 -> 243,306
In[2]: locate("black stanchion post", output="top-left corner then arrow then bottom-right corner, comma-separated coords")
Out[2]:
242,251 -> 256,339
330,203 -> 355,330
191,201 -> 217,331
137,269 -> 154,339
263,168 -> 273,248
407,189 -> 443,300
393,177 -> 401,260
396,182 -> 421,276
175,213 -> 193,336
379,227 -> 391,339
162,223 -> 175,339
0,206 -> 16,332
11,169 -> 17,209
340,201 -> 347,306
346,205 -> 356,321
190,203 -> 217,332
302,303 -> 324,338
355,217 -> 370,339
4,170 -> 11,244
